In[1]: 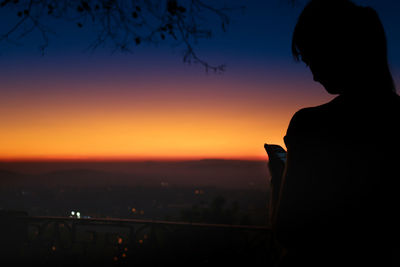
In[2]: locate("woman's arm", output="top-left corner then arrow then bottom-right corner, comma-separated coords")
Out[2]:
271,109 -> 317,247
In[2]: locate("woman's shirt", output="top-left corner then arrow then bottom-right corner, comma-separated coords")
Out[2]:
274,92 -> 400,250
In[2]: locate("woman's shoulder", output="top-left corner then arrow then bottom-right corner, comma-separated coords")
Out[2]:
285,92 -> 400,146
287,100 -> 336,132
284,99 -> 341,148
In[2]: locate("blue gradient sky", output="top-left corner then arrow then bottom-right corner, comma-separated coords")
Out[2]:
0,0 -> 399,160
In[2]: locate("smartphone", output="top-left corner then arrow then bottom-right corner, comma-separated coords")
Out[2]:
264,144 -> 287,220
264,144 -> 287,164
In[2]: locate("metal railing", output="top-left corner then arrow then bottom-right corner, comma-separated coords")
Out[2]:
1,212 -> 272,266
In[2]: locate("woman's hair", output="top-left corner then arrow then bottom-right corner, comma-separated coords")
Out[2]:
292,0 -> 395,92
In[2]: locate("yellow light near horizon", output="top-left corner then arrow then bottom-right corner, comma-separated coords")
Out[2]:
0,100 -> 289,160
0,129 -> 284,160
0,76 -> 328,161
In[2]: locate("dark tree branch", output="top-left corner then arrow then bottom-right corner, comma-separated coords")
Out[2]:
0,0 -> 244,72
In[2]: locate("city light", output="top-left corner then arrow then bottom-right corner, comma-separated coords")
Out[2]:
70,210 -> 82,218
194,189 -> 205,195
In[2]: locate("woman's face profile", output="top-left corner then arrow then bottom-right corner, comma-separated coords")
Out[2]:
302,52 -> 345,95
293,1 -> 394,96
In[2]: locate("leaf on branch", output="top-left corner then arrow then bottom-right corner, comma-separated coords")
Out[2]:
167,0 -> 186,16
81,1 -> 91,11
169,30 -> 177,40
135,37 -> 141,45
167,0 -> 178,15
0,1 -> 8,7
47,4 -> 53,14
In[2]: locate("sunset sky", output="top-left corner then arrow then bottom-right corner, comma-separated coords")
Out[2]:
0,0 -> 399,161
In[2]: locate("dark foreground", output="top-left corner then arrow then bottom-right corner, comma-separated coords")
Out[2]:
0,211 -> 271,266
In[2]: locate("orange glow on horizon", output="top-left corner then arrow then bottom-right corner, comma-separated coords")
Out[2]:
0,154 -> 268,162
0,73 -> 330,161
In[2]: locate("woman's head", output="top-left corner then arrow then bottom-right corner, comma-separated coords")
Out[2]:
292,0 -> 395,94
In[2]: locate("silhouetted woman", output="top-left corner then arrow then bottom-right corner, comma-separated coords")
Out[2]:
272,1 -> 400,266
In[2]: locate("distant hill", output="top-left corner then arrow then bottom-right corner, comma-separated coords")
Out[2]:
0,169 -> 32,187
0,160 -> 270,189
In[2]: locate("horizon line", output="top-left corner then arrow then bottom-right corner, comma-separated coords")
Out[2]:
0,156 -> 266,162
